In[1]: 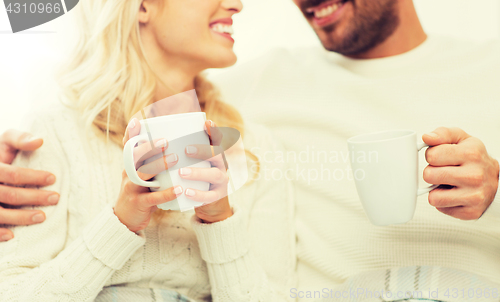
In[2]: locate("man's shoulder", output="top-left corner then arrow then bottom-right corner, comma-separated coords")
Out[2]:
430,35 -> 500,65
209,46 -> 323,106
211,46 -> 323,81
433,35 -> 500,50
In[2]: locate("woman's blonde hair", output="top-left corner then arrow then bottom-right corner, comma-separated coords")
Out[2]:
57,0 -> 248,147
57,0 -> 259,221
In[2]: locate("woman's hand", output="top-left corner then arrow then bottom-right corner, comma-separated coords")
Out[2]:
114,118 -> 181,233
182,120 -> 233,224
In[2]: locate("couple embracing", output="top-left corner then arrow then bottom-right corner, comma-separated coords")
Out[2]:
1,0 -> 500,301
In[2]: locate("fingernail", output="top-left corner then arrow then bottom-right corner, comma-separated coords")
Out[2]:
1,234 -> 13,241
46,175 -> 55,184
209,120 -> 215,127
128,119 -> 136,130
32,213 -> 45,223
2,234 -> 14,241
165,154 -> 178,165
186,146 -> 197,155
22,135 -> 39,143
425,132 -> 439,138
185,189 -> 196,197
47,194 -> 59,205
179,168 -> 192,176
174,186 -> 183,196
155,139 -> 167,149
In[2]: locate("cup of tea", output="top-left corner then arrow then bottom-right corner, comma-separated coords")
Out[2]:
347,130 -> 438,226
123,112 -> 211,212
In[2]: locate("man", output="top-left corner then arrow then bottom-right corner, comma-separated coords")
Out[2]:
207,0 -> 500,299
2,0 -> 500,300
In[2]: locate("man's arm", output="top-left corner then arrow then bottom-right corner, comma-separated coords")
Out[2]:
0,129 -> 59,242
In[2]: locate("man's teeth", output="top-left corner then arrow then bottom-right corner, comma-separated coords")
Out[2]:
211,24 -> 234,35
314,3 -> 342,19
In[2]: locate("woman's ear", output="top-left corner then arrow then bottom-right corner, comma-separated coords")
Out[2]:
138,0 -> 151,24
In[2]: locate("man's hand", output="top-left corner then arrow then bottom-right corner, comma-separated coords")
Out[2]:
0,129 -> 59,241
422,127 -> 499,220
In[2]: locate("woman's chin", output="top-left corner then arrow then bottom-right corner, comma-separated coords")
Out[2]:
221,55 -> 237,68
208,53 -> 237,69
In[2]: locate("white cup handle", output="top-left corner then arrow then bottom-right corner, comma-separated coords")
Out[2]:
416,142 -> 439,196
123,135 -> 161,188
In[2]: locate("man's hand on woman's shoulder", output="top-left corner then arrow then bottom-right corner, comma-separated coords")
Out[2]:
0,129 -> 59,242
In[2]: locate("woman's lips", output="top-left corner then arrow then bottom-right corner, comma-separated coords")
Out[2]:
210,18 -> 234,42
212,31 -> 234,42
306,0 -> 349,28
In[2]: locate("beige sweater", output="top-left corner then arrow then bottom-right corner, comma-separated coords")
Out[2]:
0,105 -> 296,302
210,35 -> 500,298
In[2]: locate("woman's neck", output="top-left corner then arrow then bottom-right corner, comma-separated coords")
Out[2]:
153,70 -> 196,102
140,30 -> 200,102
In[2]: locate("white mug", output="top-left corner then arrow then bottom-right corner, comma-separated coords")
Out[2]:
347,130 -> 438,226
123,112 -> 211,212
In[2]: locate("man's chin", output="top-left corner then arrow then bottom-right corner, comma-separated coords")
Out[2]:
314,27 -> 345,51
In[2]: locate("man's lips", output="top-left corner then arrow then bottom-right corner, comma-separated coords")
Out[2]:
303,0 -> 350,28
305,0 -> 345,14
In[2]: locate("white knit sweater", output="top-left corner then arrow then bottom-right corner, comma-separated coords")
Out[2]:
0,105 -> 296,302
210,35 -> 500,298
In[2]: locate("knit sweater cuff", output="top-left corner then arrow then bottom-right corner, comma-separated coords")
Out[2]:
191,204 -> 249,264
480,166 -> 500,219
83,205 -> 146,270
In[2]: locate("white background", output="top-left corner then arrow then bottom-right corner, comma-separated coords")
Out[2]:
0,0 -> 499,132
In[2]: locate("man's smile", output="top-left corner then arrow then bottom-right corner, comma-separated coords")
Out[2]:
304,0 -> 351,28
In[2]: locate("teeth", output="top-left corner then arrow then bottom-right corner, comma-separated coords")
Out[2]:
211,23 -> 234,35
313,3 -> 342,19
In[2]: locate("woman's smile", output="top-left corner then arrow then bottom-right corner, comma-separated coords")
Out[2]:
209,18 -> 235,43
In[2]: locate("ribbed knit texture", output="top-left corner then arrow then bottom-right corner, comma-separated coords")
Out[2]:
193,204 -> 250,264
211,35 -> 500,301
0,105 -> 296,301
191,125 -> 298,302
83,206 -> 146,271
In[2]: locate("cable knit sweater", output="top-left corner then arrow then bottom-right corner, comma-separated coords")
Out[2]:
0,104 -> 296,302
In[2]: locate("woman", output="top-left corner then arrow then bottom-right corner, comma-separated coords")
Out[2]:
0,0 -> 295,301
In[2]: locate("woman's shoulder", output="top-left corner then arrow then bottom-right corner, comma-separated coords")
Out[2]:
20,100 -> 90,149
23,101 -> 82,132
15,101 -> 89,164
11,102 -> 82,173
